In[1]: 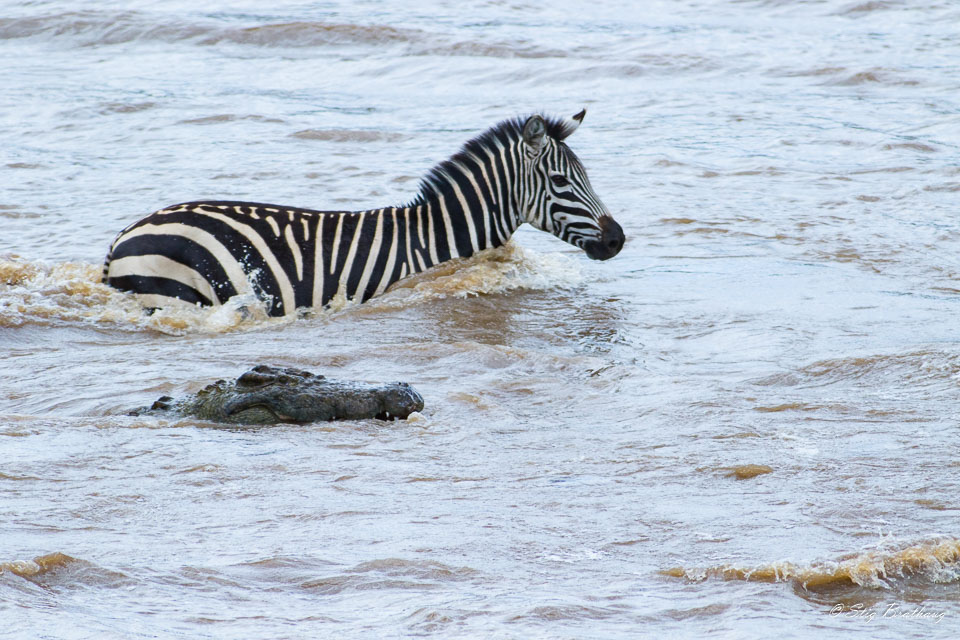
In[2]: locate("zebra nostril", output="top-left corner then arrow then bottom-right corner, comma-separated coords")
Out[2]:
599,218 -> 625,257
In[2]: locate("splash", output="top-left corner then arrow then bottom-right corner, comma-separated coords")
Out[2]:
0,256 -> 279,335
1,244 -> 580,333
369,243 -> 583,310
662,538 -> 960,591
302,243 -> 581,315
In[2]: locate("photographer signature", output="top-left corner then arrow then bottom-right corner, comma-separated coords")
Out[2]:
830,602 -> 946,624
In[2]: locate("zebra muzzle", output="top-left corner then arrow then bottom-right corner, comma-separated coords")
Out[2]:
583,217 -> 625,261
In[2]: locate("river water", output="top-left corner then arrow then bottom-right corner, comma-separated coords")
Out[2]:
2,1 -> 959,638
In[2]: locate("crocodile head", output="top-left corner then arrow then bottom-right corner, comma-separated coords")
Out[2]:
135,364 -> 424,425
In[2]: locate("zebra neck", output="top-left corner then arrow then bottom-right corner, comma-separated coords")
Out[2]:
401,191 -> 520,273
314,198 -> 521,307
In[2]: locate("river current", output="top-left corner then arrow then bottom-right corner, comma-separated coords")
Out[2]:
2,1 -> 959,638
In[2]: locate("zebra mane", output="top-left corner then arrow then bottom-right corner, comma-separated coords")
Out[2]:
407,114 -> 576,207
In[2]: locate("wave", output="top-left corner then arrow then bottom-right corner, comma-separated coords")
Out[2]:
751,350 -> 960,389
228,555 -> 477,595
825,68 -> 921,87
771,65 -> 922,87
1,551 -> 133,589
0,11 -> 414,47
836,1 -> 905,16
0,11 -> 564,58
1,552 -> 78,579
662,538 -> 960,593
0,243 -> 581,334
510,604 -> 624,622
290,129 -> 409,143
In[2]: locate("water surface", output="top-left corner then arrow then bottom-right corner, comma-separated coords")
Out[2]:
2,1 -> 960,638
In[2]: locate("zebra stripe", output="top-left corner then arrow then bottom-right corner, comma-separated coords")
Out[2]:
374,209 -> 400,299
107,222 -> 251,301
196,206 -> 297,313
103,110 -> 624,317
311,214 -> 326,308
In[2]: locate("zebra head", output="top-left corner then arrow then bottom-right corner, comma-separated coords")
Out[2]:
518,110 -> 624,260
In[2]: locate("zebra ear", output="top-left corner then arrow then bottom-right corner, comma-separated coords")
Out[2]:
559,108 -> 586,140
522,115 -> 546,152
570,108 -> 585,129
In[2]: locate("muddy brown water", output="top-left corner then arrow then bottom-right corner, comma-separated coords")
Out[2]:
2,1 -> 959,638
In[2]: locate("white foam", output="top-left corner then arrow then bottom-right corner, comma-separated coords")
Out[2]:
0,244 -> 581,333
370,242 -> 583,309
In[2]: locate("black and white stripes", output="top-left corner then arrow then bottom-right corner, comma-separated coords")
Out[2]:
102,110 -> 624,317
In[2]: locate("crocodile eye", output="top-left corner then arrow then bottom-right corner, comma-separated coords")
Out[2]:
550,175 -> 570,187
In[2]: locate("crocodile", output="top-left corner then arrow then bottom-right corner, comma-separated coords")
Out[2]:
130,365 -> 424,424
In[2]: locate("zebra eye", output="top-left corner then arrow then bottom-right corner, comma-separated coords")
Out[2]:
550,175 -> 570,187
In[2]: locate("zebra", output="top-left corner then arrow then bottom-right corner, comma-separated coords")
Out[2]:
102,110 -> 624,317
